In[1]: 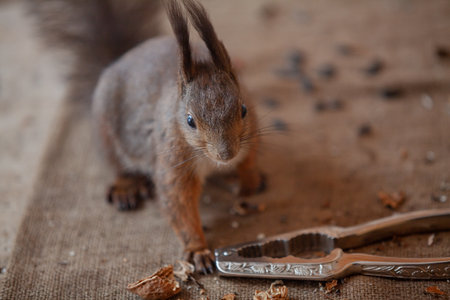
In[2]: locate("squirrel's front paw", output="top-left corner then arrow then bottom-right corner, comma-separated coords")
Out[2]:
184,248 -> 215,274
107,174 -> 153,210
239,172 -> 267,197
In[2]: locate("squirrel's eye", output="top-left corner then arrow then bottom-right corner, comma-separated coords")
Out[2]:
187,114 -> 196,129
241,104 -> 247,118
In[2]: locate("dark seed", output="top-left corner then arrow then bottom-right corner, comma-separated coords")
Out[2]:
365,59 -> 383,76
299,76 -> 314,93
288,50 -> 305,67
380,87 -> 403,99
358,124 -> 372,137
435,46 -> 450,59
262,97 -> 280,108
314,101 -> 327,112
317,63 -> 336,79
273,119 -> 288,131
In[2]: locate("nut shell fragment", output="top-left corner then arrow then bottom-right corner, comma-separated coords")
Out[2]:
127,265 -> 181,300
254,280 -> 288,300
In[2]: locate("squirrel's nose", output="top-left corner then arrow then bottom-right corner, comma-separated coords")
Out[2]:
217,149 -> 235,161
216,142 -> 239,162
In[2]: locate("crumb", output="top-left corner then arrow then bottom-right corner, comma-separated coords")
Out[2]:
254,280 -> 288,300
324,280 -> 340,294
173,260 -> 194,282
379,87 -> 403,99
127,265 -> 181,300
378,190 -> 406,209
231,221 -> 240,229
425,286 -> 446,296
257,233 -> 266,240
358,124 -> 372,137
365,59 -> 383,76
425,151 -> 436,164
427,234 -> 435,246
221,293 -> 236,300
421,94 -> 434,110
317,63 -> 336,79
435,46 -> 450,59
231,201 -> 266,216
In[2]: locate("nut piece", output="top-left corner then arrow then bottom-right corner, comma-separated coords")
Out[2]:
254,280 -> 288,300
378,191 -> 406,209
425,286 -> 446,296
324,280 -> 339,294
221,293 -> 236,300
127,265 -> 181,300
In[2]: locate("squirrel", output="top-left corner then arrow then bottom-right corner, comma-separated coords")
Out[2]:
31,0 -> 265,273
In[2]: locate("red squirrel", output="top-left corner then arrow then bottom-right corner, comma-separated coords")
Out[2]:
32,0 -> 265,273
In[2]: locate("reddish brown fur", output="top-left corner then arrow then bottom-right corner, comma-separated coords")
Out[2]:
35,0 -> 265,273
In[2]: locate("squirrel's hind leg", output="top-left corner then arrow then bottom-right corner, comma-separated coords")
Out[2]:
107,173 -> 154,211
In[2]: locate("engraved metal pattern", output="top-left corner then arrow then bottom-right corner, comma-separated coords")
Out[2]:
361,264 -> 450,279
217,261 -> 336,278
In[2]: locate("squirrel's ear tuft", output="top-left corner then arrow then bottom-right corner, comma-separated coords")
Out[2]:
166,0 -> 194,82
183,0 -> 234,76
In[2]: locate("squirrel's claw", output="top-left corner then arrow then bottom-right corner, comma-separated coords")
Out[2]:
185,249 -> 215,275
106,174 -> 153,211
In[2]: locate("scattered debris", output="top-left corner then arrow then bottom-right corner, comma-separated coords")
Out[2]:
275,49 -> 314,93
288,50 -> 305,67
323,279 -> 340,294
263,97 -> 280,109
317,63 -> 336,79
231,221 -> 240,229
57,261 -> 69,266
431,193 -> 448,203
427,234 -> 435,246
221,293 -> 236,300
314,101 -> 327,112
378,190 -> 406,209
257,233 -> 266,240
173,260 -> 195,282
127,265 -> 181,300
421,94 -> 434,110
254,280 -> 288,300
425,286 -> 446,296
231,201 -> 266,216
273,119 -> 288,131
380,87 -> 403,99
1,267 -> 6,274
440,181 -> 450,192
365,59 -> 383,76
314,99 -> 344,112
425,151 -> 436,164
435,46 -> 450,59
358,123 -> 372,137
69,250 -> 75,257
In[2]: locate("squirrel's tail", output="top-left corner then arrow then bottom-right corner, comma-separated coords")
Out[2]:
29,0 -> 160,102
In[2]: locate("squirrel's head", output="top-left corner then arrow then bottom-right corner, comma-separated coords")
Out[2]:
167,0 -> 252,163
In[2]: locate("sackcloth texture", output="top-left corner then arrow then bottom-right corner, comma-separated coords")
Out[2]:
1,0 -> 450,299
